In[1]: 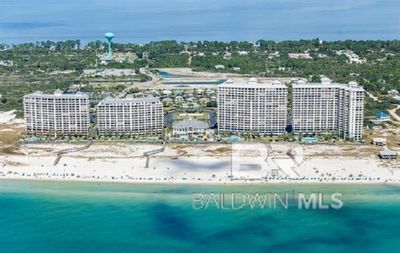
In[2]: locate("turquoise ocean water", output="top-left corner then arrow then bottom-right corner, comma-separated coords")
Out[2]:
0,180 -> 400,253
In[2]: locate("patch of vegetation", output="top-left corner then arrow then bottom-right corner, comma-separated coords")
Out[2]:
1,39 -> 400,117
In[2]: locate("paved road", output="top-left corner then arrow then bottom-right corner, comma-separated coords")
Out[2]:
388,105 -> 400,122
139,67 -> 160,86
366,91 -> 381,102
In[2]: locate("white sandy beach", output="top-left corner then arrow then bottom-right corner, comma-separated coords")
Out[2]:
1,142 -> 400,184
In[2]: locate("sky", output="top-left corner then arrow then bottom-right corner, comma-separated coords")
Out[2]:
0,0 -> 399,43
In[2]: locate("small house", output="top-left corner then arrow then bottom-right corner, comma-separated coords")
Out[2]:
378,150 -> 398,159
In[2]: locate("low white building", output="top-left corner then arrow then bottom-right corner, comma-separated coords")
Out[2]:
162,97 -> 173,106
174,96 -> 184,102
288,53 -> 312,59
336,50 -> 366,64
378,150 -> 398,159
173,119 -> 209,135
372,138 -> 386,146
223,52 -> 232,60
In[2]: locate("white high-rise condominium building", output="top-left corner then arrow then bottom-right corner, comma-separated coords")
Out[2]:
97,96 -> 164,135
218,78 -> 288,135
23,90 -> 90,135
292,77 -> 364,140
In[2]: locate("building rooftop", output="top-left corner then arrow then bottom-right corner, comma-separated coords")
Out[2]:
219,78 -> 286,89
293,78 -> 364,91
379,150 -> 398,156
162,97 -> 173,102
24,90 -> 89,99
98,96 -> 161,105
64,87 -> 80,94
173,119 -> 209,129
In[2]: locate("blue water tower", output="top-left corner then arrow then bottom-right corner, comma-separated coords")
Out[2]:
104,32 -> 114,61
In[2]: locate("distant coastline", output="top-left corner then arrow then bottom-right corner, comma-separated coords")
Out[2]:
1,0 -> 399,43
